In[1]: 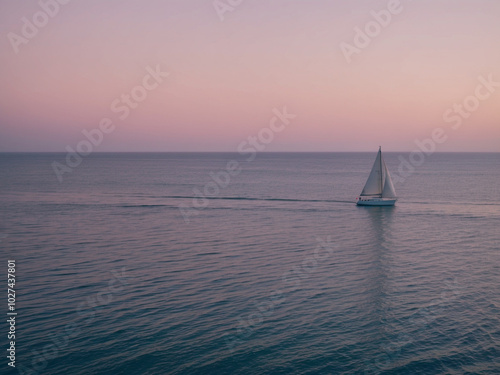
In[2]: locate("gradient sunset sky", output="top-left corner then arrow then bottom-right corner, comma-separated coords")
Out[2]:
0,0 -> 499,152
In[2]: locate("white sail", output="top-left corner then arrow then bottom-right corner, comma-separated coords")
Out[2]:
381,160 -> 397,198
360,148 -> 383,196
357,147 -> 398,206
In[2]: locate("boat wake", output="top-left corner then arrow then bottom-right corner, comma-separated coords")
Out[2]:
162,196 -> 354,204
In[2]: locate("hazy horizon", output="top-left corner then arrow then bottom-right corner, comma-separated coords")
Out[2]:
1,150 -> 499,154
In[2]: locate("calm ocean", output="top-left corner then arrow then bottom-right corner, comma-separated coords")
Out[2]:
1,152 -> 499,375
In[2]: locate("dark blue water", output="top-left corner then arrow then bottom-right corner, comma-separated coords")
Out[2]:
1,152 -> 499,375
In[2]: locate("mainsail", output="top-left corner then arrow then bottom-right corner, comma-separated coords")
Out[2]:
360,148 -> 383,196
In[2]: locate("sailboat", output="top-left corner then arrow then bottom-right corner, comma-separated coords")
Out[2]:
357,147 -> 397,206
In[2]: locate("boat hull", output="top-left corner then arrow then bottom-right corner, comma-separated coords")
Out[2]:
356,198 -> 397,206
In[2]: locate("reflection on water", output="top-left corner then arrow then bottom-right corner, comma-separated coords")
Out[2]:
362,206 -> 398,372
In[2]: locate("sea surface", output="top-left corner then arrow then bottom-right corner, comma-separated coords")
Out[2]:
1,152 -> 499,375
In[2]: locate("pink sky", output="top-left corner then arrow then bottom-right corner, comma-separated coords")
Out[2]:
0,0 -> 499,152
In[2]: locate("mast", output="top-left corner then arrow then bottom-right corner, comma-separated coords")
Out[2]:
379,146 -> 383,195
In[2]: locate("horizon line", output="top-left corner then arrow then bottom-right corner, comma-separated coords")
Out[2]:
1,151 -> 499,154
